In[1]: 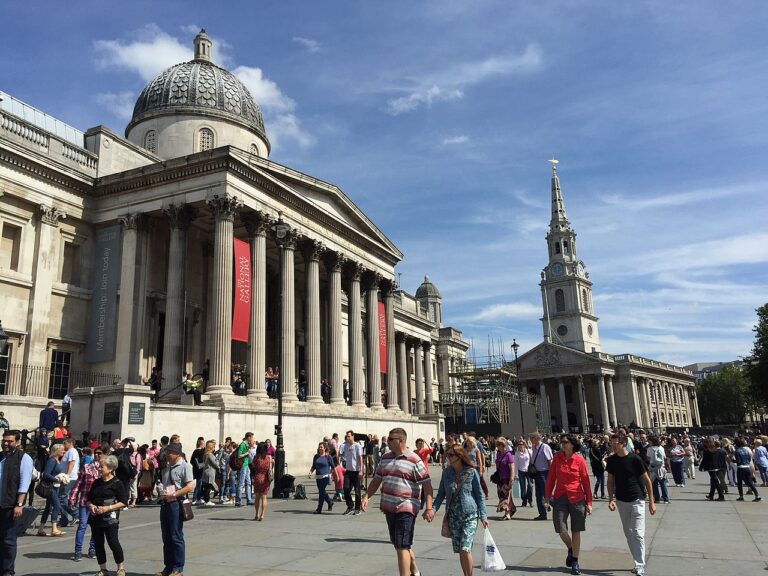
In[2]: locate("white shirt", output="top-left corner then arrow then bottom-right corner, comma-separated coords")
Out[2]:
341,442 -> 362,472
62,446 -> 80,480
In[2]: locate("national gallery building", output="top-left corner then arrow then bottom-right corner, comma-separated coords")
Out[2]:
0,31 -> 469,463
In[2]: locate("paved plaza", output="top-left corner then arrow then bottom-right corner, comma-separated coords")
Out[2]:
15,468 -> 768,576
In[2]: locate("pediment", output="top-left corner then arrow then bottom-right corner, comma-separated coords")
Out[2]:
518,341 -> 603,372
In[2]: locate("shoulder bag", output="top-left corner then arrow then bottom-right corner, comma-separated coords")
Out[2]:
34,481 -> 53,499
528,446 -> 541,479
181,498 -> 194,521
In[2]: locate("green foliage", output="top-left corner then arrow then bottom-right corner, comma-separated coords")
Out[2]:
696,365 -> 751,424
746,304 -> 768,406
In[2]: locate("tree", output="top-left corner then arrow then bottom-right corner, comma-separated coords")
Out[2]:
746,303 -> 768,406
696,365 -> 751,425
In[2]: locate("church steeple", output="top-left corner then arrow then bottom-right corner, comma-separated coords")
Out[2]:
539,158 -> 601,353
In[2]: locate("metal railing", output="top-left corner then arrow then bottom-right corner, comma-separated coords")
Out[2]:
0,363 -> 121,398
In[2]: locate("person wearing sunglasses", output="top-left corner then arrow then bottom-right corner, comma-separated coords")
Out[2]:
544,434 -> 593,575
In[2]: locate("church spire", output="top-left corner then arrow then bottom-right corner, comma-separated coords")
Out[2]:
548,156 -> 569,231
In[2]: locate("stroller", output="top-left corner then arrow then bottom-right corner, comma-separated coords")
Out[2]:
276,473 -> 295,498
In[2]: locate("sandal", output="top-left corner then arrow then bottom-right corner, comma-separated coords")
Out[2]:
50,531 -> 65,537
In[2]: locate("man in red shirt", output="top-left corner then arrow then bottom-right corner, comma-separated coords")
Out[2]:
414,438 -> 432,467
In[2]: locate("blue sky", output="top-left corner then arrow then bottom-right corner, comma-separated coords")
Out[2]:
4,2 -> 767,366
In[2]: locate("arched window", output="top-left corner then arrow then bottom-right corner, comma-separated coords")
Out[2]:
249,143 -> 258,156
199,128 -> 214,151
144,130 -> 156,153
582,289 -> 590,312
665,386 -> 670,403
555,289 -> 565,312
563,240 -> 570,253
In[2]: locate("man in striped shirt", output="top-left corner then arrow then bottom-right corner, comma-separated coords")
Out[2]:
362,427 -> 432,576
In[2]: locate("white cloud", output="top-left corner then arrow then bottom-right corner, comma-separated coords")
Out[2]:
94,24 -> 190,81
387,85 -> 463,115
94,92 -> 135,119
442,135 -> 469,145
233,66 -> 296,113
599,182 -> 759,211
267,113 -> 316,149
473,302 -> 541,321
292,36 -> 321,54
386,44 -> 542,114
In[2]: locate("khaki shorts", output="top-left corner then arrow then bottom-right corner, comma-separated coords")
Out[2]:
553,495 -> 586,533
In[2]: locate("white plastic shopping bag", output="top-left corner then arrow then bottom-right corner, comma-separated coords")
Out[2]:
483,527 -> 506,572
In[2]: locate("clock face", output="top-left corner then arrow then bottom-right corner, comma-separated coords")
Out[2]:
557,325 -> 568,336
552,263 -> 564,277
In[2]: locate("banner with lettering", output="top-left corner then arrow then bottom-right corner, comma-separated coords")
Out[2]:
378,301 -> 387,373
232,238 -> 251,342
86,225 -> 121,363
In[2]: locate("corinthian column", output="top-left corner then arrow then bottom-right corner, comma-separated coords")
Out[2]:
162,204 -> 196,401
304,238 -> 324,403
347,262 -> 365,406
598,373 -> 610,432
382,280 -> 398,411
279,231 -> 298,402
242,211 -> 271,399
115,214 -> 141,384
365,273 -> 383,409
576,375 -> 588,429
414,339 -> 424,414
606,375 -> 617,428
557,378 -> 568,433
397,333 -> 409,413
325,251 -> 345,405
423,342 -> 434,414
205,195 -> 240,395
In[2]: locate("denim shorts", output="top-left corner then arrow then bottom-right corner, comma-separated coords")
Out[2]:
385,511 -> 416,549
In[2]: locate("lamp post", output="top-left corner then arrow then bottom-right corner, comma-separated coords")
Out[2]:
271,212 -> 291,499
511,339 -> 524,437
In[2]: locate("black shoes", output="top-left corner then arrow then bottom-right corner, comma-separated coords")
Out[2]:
327,501 -> 334,511
534,515 -> 547,520
571,560 -> 581,575
313,509 -> 322,514
343,508 -> 353,515
754,497 -> 762,502
566,549 -> 574,567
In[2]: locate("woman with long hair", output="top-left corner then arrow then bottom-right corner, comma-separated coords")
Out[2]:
494,437 -> 516,519
309,442 -> 334,513
514,439 -> 532,507
86,454 -> 128,576
37,443 -> 67,537
250,441 -> 272,521
424,444 -> 488,576
200,440 -> 218,506
646,436 -> 670,504
588,438 -> 606,499
545,434 -> 593,575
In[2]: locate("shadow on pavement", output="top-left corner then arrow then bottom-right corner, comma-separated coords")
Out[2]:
325,537 -> 389,544
23,552 -> 74,560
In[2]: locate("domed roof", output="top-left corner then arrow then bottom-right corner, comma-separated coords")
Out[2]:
126,30 -> 268,146
416,275 -> 441,299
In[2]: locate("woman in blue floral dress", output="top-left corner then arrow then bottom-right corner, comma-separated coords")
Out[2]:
425,445 -> 488,576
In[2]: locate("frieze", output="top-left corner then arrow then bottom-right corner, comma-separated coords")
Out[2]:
535,347 -> 562,367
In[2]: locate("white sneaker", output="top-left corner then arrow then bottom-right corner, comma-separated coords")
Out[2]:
222,499 -> 234,505
204,501 -> 216,507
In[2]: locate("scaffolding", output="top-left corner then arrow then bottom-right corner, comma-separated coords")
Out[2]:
440,339 -> 547,432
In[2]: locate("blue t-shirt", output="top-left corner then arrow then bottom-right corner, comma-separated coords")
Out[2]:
311,454 -> 333,476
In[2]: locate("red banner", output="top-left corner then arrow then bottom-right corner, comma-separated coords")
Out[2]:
232,238 -> 251,343
378,301 -> 387,374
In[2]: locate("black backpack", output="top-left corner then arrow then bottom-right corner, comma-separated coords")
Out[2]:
229,446 -> 244,471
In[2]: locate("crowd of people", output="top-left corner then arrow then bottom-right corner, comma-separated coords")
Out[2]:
2,402 -> 768,576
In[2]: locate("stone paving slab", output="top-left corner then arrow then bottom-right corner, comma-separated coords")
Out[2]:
13,468 -> 768,576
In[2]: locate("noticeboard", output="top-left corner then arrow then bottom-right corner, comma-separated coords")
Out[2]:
127,402 -> 145,425
103,402 -> 120,425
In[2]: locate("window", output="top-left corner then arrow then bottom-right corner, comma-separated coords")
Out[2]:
665,386 -> 670,402
555,243 -> 561,254
555,289 -> 565,312
557,324 -> 568,336
144,130 -> 157,153
48,350 -> 72,399
563,240 -> 570,253
60,242 -> 81,286
0,223 -> 21,271
199,128 -> 214,151
0,342 -> 10,395
249,143 -> 258,156
582,289 -> 590,312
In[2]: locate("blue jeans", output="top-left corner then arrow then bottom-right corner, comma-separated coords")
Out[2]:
0,507 -> 18,575
220,466 -> 235,502
653,477 -> 669,502
670,460 -> 685,485
74,506 -> 95,553
534,471 -> 549,517
59,479 -> 77,525
518,474 -> 532,505
40,486 -> 62,525
192,478 -> 203,502
160,501 -> 185,572
593,470 -> 605,497
315,476 -> 333,511
236,465 -> 252,505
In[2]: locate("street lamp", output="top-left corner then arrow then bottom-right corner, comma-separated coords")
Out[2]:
0,321 -> 8,356
271,212 -> 291,499
511,339 -> 525,437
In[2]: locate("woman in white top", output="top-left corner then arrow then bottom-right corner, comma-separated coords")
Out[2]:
514,439 -> 533,507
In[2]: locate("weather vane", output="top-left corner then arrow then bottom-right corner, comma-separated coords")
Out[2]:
548,155 -> 559,172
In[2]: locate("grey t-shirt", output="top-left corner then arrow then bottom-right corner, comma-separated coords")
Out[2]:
162,460 -> 194,491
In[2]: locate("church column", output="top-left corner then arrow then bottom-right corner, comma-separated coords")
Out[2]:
598,373 -> 611,432
682,385 -> 692,426
162,204 -> 196,400
243,212 -> 270,399
630,376 -> 642,427
423,342 -> 434,414
576,375 -> 588,430
365,273 -> 383,409
279,230 -> 298,402
539,381 -> 550,427
557,378 -> 568,433
304,239 -> 324,403
347,263 -> 365,406
206,196 -> 239,395
382,280 -> 398,411
396,333 -> 409,413
414,339 -> 424,414
115,214 -> 140,384
325,251 -> 345,405
643,379 -> 653,428
606,374 -> 617,428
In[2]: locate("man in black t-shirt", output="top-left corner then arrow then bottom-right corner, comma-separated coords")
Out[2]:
606,433 -> 655,576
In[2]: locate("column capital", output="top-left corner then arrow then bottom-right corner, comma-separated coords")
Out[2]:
362,270 -> 382,291
164,203 -> 197,230
395,331 -> 407,344
577,374 -> 584,384
302,237 -> 325,261
206,194 -> 242,221
242,210 -> 272,238
345,261 -> 365,283
323,250 -> 346,272
422,340 -> 432,352
379,277 -> 396,296
39,204 -> 66,227
118,213 -> 142,230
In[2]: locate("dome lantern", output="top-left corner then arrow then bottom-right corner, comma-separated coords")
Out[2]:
194,28 -> 212,62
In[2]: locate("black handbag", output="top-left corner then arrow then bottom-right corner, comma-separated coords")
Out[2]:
490,471 -> 500,484
34,481 -> 52,499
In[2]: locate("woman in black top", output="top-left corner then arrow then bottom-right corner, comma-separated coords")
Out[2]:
86,454 -> 128,576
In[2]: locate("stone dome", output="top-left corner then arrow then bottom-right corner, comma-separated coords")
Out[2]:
416,275 -> 441,299
125,29 -> 270,154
